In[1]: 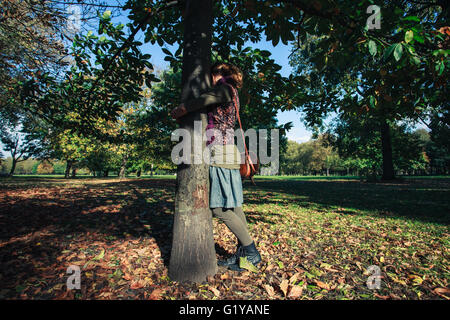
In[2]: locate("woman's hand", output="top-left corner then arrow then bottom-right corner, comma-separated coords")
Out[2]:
170,103 -> 188,120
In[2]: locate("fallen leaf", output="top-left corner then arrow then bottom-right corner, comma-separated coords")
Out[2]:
408,274 -> 423,286
123,273 -> 133,281
220,273 -> 229,280
264,284 -> 275,297
315,280 -> 330,290
149,288 -> 163,300
239,257 -> 258,273
374,293 -> 390,300
433,287 -> 450,299
288,285 -> 303,298
130,280 -> 145,289
209,286 -> 220,297
93,249 -> 105,261
289,272 -> 300,285
280,279 -> 289,297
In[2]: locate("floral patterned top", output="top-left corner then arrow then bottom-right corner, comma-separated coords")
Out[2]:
206,82 -> 238,146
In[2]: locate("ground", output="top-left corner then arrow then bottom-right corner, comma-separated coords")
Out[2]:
0,175 -> 449,300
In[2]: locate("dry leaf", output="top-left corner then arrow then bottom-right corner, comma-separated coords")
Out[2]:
209,286 -> 221,297
315,280 -> 330,290
149,288 -> 163,300
264,284 -> 275,297
289,272 -> 300,285
123,273 -> 133,281
374,293 -> 390,300
220,273 -> 229,280
130,280 -> 145,289
433,287 -> 450,299
288,285 -> 303,298
280,279 -> 289,297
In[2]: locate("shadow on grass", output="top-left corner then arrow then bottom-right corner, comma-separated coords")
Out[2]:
243,177 -> 450,225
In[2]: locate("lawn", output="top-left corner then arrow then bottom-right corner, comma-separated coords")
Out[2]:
0,175 -> 448,300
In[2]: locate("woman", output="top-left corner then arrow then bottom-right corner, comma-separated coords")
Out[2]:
170,62 -> 261,272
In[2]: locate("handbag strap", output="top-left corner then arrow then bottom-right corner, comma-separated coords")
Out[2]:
224,83 -> 256,173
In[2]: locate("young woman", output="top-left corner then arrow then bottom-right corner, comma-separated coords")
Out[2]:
170,62 -> 261,271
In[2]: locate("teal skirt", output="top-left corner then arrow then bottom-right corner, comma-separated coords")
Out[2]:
209,166 -> 243,209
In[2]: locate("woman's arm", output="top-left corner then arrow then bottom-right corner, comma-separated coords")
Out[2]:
184,84 -> 233,113
170,84 -> 233,120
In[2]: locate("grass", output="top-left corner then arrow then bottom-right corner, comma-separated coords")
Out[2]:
0,175 -> 448,300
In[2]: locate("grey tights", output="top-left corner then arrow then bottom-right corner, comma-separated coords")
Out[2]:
212,207 -> 253,246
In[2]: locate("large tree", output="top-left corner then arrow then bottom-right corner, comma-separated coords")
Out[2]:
0,120 -> 41,176
288,1 -> 448,180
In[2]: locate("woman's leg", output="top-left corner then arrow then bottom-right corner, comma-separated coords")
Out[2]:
212,207 -> 253,247
233,207 -> 248,226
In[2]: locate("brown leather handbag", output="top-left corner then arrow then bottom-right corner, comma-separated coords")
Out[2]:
227,84 -> 259,185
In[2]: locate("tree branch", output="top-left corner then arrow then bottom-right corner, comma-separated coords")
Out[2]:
84,0 -> 181,115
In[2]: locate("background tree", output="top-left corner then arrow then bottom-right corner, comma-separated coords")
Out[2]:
287,0 -> 448,180
0,121 -> 41,176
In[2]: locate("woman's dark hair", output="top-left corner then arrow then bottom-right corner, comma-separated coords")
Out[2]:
210,62 -> 243,88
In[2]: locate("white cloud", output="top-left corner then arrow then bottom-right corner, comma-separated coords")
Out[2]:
285,126 -> 311,144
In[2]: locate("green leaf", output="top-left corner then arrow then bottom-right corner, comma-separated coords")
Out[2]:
239,257 -> 259,273
369,95 -> 376,108
394,43 -> 403,61
405,30 -> 414,43
382,44 -> 396,63
102,10 -> 111,20
414,33 -> 424,44
368,40 -> 377,56
401,16 -> 420,22
436,61 -> 445,76
162,48 -> 173,56
93,249 -> 105,261
411,55 -> 421,66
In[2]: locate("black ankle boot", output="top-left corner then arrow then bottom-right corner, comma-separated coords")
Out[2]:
228,241 -> 261,272
218,241 -> 243,267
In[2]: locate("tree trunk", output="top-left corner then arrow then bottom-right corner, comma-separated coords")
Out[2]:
380,119 -> 395,180
169,0 -> 217,283
9,158 -> 17,176
119,154 -> 127,178
65,160 -> 73,178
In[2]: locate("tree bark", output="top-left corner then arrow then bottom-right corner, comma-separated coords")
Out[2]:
9,158 -> 17,176
169,0 -> 217,283
119,154 -> 127,178
65,160 -> 72,178
380,119 -> 395,180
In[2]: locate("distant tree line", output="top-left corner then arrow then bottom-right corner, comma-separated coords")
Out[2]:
280,126 -> 449,178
